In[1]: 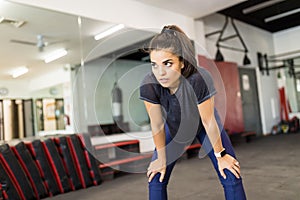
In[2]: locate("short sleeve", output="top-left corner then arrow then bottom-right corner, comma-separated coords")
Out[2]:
190,67 -> 217,104
139,73 -> 160,104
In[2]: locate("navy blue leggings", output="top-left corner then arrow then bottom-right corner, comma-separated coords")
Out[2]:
148,114 -> 247,200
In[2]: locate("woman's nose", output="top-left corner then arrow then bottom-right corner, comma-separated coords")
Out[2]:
158,66 -> 166,76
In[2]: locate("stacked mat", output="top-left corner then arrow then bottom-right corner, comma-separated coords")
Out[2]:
0,134 -> 102,200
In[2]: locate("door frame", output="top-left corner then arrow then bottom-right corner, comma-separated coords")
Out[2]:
238,67 -> 262,136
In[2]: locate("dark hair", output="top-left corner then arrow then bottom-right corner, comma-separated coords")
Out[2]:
144,25 -> 197,78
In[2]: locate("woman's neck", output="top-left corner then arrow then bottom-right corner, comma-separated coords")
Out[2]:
169,87 -> 178,95
168,78 -> 181,94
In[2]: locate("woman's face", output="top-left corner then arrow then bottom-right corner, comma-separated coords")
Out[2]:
150,50 -> 184,93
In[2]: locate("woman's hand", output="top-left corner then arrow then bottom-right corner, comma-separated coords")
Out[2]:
147,157 -> 166,183
217,154 -> 241,179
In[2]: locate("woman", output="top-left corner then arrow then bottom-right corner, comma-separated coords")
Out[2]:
140,25 -> 247,200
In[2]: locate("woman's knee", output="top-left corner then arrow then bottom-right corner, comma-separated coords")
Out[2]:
148,174 -> 168,190
221,172 -> 247,200
219,169 -> 243,186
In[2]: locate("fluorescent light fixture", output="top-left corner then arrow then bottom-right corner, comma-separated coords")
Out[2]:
242,0 -> 285,14
265,8 -> 300,23
10,66 -> 29,78
44,48 -> 68,63
94,24 -> 125,40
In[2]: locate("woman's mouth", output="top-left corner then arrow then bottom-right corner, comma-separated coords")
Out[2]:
159,78 -> 169,84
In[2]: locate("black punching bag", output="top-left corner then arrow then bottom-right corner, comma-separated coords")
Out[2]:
112,82 -> 123,123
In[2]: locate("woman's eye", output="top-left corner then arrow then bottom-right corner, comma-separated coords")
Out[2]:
151,63 -> 157,68
165,62 -> 172,67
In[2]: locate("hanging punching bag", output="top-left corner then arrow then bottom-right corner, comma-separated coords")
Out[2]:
111,82 -> 123,123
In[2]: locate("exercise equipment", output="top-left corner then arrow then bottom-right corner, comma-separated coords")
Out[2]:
26,140 -> 61,196
0,143 -> 36,200
12,141 -> 49,199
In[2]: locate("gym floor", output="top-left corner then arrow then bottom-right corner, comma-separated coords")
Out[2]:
48,133 -> 300,200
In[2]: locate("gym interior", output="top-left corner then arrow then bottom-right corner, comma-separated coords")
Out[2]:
0,0 -> 299,199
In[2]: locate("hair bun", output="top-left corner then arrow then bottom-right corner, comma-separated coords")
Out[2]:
161,26 -> 177,36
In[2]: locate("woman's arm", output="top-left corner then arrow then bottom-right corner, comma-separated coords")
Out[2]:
198,97 -> 241,179
144,101 -> 166,182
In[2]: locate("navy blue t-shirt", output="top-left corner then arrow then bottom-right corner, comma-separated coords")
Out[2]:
139,67 -> 216,142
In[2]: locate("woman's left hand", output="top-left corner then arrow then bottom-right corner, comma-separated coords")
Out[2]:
147,157 -> 166,183
217,154 -> 241,179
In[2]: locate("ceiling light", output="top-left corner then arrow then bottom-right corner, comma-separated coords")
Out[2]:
94,24 -> 125,40
242,0 -> 285,14
0,16 -> 26,28
13,20 -> 26,28
265,8 -> 300,23
10,66 -> 29,78
44,49 -> 68,63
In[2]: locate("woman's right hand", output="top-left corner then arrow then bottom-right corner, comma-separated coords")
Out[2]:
147,157 -> 166,183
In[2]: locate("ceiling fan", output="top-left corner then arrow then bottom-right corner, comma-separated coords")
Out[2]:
10,34 -> 62,52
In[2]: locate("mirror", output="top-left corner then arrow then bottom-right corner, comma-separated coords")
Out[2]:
286,57 -> 300,113
74,18 -> 155,134
0,0 -> 155,140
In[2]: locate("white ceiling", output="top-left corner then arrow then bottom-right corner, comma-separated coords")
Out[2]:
0,0 -> 243,82
135,0 -> 245,19
0,1 -> 132,81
